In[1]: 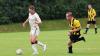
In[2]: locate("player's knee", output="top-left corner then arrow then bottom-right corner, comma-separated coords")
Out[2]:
68,43 -> 71,47
31,40 -> 37,44
87,24 -> 90,28
68,43 -> 70,46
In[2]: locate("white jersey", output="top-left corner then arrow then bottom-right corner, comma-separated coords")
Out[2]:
28,13 -> 41,30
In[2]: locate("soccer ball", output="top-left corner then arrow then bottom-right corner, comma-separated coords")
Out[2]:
16,49 -> 23,55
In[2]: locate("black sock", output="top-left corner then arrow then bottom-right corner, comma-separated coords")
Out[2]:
85,28 -> 89,34
68,46 -> 73,53
31,42 -> 34,44
95,28 -> 97,34
35,40 -> 38,44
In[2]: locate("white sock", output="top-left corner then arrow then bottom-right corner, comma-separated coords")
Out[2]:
32,44 -> 38,53
37,41 -> 45,47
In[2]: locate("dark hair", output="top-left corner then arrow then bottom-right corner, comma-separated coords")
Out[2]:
66,11 -> 73,17
88,3 -> 91,5
66,8 -> 73,16
66,8 -> 72,12
29,5 -> 35,10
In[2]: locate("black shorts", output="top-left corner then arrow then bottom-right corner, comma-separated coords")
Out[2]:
87,21 -> 96,24
70,35 -> 80,43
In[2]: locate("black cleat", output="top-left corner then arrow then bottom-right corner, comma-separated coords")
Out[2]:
95,31 -> 97,34
81,37 -> 86,42
68,51 -> 73,54
95,28 -> 97,34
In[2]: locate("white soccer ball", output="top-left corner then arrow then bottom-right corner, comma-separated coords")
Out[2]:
16,49 -> 23,55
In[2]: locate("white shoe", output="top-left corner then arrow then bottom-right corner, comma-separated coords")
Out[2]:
33,52 -> 39,55
43,44 -> 47,52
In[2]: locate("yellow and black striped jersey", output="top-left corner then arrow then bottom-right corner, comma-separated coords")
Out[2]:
70,18 -> 81,35
70,18 -> 81,29
88,8 -> 96,21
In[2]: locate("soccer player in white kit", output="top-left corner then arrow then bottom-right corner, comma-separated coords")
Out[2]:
23,5 -> 46,55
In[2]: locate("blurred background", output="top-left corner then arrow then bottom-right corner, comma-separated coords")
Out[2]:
0,0 -> 100,32
0,0 -> 100,56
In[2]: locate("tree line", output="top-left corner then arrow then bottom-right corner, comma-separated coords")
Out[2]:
0,0 -> 100,24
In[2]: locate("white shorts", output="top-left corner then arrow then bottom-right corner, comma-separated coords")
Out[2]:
30,27 -> 40,36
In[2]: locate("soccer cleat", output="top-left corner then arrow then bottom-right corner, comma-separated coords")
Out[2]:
43,44 -> 47,52
81,37 -> 86,42
68,50 -> 73,54
33,52 -> 39,55
95,31 -> 97,34
95,30 -> 97,34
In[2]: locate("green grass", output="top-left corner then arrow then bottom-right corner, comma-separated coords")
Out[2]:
0,17 -> 100,32
0,29 -> 100,56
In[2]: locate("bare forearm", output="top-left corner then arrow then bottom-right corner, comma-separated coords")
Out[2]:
70,28 -> 80,33
24,19 -> 29,24
22,19 -> 29,27
35,21 -> 42,24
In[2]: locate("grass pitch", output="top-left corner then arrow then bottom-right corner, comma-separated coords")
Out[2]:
0,29 -> 100,56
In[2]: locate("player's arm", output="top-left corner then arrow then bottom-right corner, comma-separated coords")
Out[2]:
68,27 -> 81,36
22,13 -> 30,27
22,18 -> 29,27
88,11 -> 90,19
93,9 -> 96,18
35,14 -> 42,24
69,20 -> 81,33
70,27 -> 81,32
66,14 -> 68,19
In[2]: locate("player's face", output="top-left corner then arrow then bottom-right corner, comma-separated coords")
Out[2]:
88,5 -> 92,9
29,8 -> 35,14
67,16 -> 72,21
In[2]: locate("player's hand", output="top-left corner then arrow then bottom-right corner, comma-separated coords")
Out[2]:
35,20 -> 42,24
67,30 -> 74,36
35,21 -> 38,24
67,31 -> 71,36
94,18 -> 96,21
34,24 -> 38,28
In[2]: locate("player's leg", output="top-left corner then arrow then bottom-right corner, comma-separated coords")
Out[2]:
93,21 -> 97,34
36,36 -> 47,52
36,28 -> 47,52
30,34 -> 38,55
68,40 -> 73,53
77,35 -> 86,42
94,24 -> 97,34
68,35 -> 74,53
84,22 -> 90,34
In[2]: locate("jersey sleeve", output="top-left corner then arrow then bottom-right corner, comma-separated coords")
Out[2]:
93,9 -> 96,17
35,13 -> 42,23
74,20 -> 80,28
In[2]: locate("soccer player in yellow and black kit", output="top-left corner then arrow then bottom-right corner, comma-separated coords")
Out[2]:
84,4 -> 97,34
66,11 -> 85,53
